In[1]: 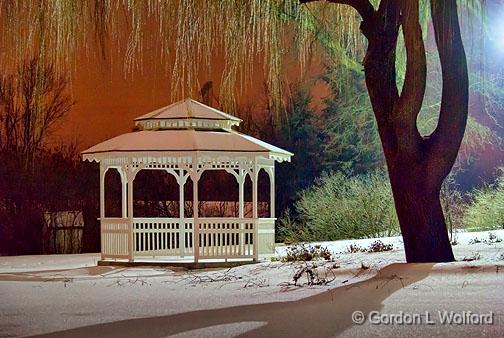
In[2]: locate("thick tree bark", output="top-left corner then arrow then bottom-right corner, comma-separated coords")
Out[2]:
301,0 -> 468,262
364,0 -> 466,263
388,163 -> 455,262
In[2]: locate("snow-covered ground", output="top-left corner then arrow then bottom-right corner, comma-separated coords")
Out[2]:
1,230 -> 504,337
274,229 -> 504,258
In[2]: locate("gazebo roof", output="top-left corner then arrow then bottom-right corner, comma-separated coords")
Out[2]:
133,98 -> 242,131
82,99 -> 293,163
135,98 -> 241,122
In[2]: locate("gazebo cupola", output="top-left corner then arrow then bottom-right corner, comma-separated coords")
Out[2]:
134,98 -> 242,131
82,98 -> 292,264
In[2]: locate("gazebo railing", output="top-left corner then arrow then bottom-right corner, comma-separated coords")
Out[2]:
131,217 -> 255,259
100,218 -> 131,259
198,218 -> 255,259
256,218 -> 276,258
100,217 -> 275,261
133,218 -> 194,257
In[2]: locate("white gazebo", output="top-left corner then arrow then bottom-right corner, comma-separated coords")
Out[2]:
82,98 -> 292,264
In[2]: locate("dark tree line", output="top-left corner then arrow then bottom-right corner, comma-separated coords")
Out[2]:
0,59 -> 100,255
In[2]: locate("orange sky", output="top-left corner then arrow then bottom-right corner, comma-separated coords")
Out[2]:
55,47 -> 331,151
61,56 -> 171,150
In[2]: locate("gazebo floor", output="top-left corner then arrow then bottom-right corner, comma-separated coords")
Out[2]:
97,257 -> 257,269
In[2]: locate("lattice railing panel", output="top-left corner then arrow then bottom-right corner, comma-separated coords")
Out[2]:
133,218 -> 194,256
101,219 -> 130,259
197,218 -> 255,259
257,218 -> 275,258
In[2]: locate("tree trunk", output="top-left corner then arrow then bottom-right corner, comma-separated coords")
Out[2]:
388,164 -> 455,262
366,0 -> 466,263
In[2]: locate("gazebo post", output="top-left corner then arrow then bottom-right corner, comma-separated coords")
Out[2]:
238,171 -> 245,218
99,165 -> 106,221
252,166 -> 259,261
192,170 -> 200,263
99,165 -> 107,261
177,169 -> 186,258
119,168 -> 127,218
238,169 -> 245,255
268,167 -> 275,218
252,169 -> 258,219
126,168 -> 135,262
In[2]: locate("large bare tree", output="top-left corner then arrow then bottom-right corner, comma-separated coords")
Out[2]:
300,0 -> 467,262
0,58 -> 76,255
0,58 -> 74,166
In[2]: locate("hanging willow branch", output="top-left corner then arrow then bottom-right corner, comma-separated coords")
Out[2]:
0,0 -> 366,117
0,0 -> 484,119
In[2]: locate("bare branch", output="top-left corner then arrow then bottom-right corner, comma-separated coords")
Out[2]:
427,0 -> 469,180
359,1 -> 400,160
392,0 -> 426,153
398,0 -> 426,116
0,58 -> 74,165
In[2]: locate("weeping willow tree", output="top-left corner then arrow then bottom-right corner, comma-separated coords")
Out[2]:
0,0 -> 316,115
0,0 -> 488,262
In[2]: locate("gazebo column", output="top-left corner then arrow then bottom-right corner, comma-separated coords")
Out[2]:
226,167 -> 247,256
119,168 -> 127,218
126,167 -> 136,262
237,169 -> 246,255
176,169 -> 189,257
99,165 -> 108,260
267,167 -> 275,218
252,169 -> 258,219
99,165 -> 107,221
252,166 -> 259,261
238,171 -> 245,218
191,169 -> 201,263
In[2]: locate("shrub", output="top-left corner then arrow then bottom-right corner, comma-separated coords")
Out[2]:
464,172 -> 504,231
488,232 -> 502,243
345,243 -> 366,253
282,244 -> 333,262
280,171 -> 400,242
462,252 -> 481,261
277,208 -> 312,244
343,240 -> 394,254
367,240 -> 394,253
468,232 -> 502,245
440,174 -> 467,238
